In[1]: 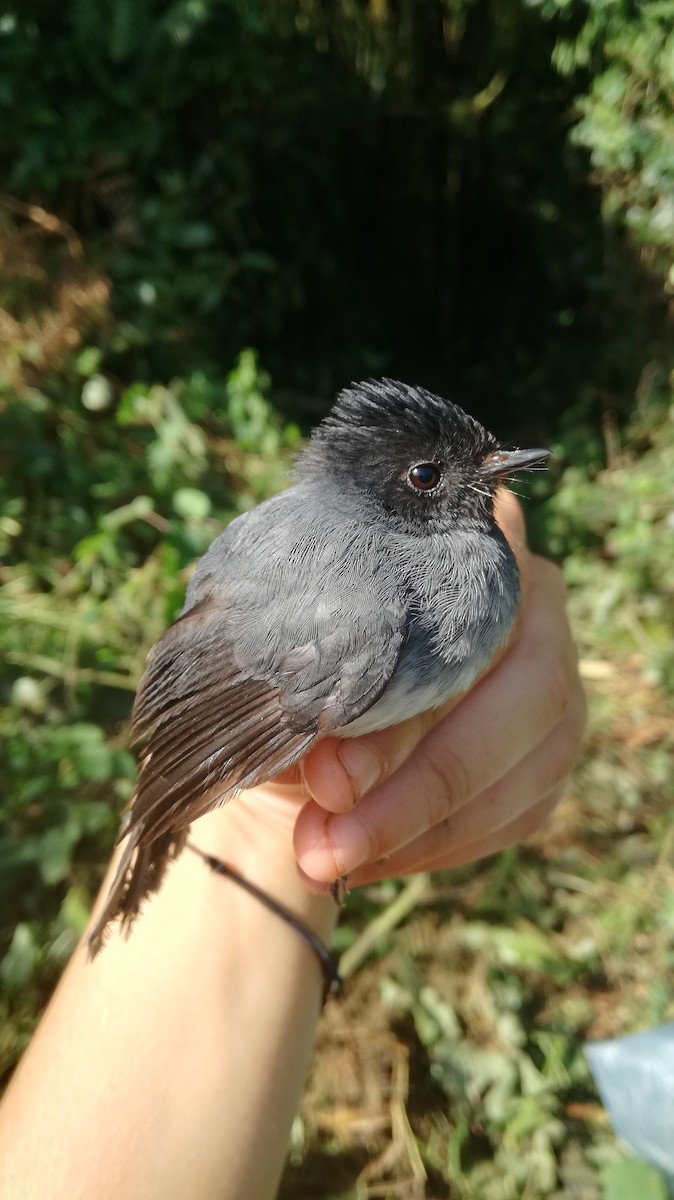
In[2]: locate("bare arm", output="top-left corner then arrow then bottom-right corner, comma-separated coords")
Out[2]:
0,798 -> 337,1200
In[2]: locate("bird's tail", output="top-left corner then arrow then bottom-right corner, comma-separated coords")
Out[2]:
86,823 -> 187,958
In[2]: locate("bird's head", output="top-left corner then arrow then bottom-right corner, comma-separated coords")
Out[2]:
299,378 -> 548,534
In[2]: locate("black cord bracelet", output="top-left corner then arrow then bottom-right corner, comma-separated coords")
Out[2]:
186,841 -> 342,1003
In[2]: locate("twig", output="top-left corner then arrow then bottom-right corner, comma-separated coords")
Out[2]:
0,191 -> 82,258
340,873 -> 432,980
6,651 -> 137,691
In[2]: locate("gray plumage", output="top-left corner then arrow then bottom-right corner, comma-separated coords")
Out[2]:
87,378 -> 547,954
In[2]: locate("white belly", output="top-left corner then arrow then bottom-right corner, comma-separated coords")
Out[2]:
335,653 -> 487,738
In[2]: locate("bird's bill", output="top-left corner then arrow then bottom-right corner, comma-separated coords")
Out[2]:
481,447 -> 550,479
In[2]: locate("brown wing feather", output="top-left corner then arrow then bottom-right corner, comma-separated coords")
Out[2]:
131,684 -> 315,842
87,553 -> 405,957
87,827 -> 187,957
87,603 -> 320,957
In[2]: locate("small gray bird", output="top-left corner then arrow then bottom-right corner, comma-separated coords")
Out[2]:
87,378 -> 547,954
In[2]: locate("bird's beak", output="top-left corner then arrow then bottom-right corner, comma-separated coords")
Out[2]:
481,447 -> 550,480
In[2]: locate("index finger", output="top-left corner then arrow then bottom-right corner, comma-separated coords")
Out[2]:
301,489 -> 530,815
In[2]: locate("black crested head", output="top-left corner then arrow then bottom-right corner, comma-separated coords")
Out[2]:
298,378 -> 547,534
315,378 -> 495,459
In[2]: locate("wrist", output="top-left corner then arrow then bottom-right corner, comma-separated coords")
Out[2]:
188,783 -> 339,945
6,784 -> 340,1200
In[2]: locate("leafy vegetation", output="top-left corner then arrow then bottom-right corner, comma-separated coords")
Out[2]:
2,1 -> 674,1196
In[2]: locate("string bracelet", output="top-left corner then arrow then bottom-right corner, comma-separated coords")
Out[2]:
186,841 -> 342,1003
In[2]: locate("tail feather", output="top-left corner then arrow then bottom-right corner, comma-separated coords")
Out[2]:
86,823 -> 186,958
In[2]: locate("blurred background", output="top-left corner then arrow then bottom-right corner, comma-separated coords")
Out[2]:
1,1 -> 673,1196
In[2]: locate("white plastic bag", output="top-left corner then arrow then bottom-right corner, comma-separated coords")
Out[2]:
586,1022 -> 674,1194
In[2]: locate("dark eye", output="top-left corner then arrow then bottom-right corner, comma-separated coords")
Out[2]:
407,462 -> 442,491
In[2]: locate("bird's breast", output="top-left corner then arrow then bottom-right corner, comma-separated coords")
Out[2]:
337,527 -> 519,738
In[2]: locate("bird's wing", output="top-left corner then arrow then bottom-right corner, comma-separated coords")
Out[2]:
126,519 -> 405,847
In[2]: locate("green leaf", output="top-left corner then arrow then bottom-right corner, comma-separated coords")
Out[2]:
0,924 -> 38,991
58,887 -> 93,938
172,487 -> 211,520
37,824 -> 80,885
74,346 -> 102,377
101,495 -> 155,532
175,222 -> 215,250
600,1158 -> 669,1200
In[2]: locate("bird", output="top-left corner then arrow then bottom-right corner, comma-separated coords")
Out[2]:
87,377 -> 548,955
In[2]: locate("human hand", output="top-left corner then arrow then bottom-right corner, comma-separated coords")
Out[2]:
289,488 -> 586,888
195,490 -> 585,893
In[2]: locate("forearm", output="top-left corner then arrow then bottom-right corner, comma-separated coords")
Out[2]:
0,796 -> 337,1200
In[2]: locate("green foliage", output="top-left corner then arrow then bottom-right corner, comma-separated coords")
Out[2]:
571,3 -> 674,288
0,0 -> 657,427
535,0 -> 674,293
600,1156 -> 669,1200
546,397 -> 674,690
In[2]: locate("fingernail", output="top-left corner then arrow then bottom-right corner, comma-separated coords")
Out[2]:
297,814 -> 370,878
328,813 -> 371,874
336,741 -> 381,803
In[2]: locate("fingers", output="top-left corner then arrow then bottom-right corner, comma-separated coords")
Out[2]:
300,706 -> 456,815
294,557 -> 578,882
412,793 -> 562,873
346,673 -> 586,884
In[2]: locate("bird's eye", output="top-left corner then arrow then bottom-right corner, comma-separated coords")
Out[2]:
407,462 -> 442,491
